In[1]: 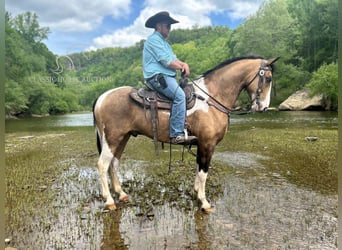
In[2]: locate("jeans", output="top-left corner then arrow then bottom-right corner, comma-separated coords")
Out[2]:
147,74 -> 185,138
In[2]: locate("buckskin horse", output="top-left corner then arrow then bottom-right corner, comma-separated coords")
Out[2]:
93,55 -> 279,212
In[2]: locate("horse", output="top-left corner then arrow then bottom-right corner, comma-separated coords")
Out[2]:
93,55 -> 280,212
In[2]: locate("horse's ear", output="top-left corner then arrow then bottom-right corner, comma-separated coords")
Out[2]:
268,57 -> 280,65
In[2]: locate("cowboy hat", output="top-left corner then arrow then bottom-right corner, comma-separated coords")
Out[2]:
145,11 -> 179,28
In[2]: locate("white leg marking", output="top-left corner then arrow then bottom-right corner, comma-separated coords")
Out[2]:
109,158 -> 129,201
197,170 -> 211,209
194,165 -> 200,192
97,134 -> 115,208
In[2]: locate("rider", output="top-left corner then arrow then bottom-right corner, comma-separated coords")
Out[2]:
143,11 -> 197,145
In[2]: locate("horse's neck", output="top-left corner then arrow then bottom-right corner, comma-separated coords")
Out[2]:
205,73 -> 244,108
205,61 -> 257,108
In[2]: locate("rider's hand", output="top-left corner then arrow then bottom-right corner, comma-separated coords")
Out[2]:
181,63 -> 190,77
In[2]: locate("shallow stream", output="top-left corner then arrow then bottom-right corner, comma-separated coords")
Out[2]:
5,111 -> 338,249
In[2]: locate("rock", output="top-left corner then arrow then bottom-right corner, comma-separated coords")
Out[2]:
306,136 -> 318,141
278,88 -> 326,111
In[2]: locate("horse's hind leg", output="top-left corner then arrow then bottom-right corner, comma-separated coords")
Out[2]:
98,145 -> 116,210
108,134 -> 130,203
109,158 -> 129,202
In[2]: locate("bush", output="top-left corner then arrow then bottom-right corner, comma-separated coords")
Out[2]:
307,63 -> 338,110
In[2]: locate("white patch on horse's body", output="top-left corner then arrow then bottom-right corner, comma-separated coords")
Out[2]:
187,77 -> 210,116
95,87 -> 127,110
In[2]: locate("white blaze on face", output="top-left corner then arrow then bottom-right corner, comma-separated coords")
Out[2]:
251,82 -> 272,111
187,77 -> 210,116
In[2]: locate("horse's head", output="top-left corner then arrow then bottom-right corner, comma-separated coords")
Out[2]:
246,57 -> 280,112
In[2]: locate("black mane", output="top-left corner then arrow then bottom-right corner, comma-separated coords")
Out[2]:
202,55 -> 264,77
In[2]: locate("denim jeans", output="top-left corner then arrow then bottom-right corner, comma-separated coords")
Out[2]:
148,74 -> 185,138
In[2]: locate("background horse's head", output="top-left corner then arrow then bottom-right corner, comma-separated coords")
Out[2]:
246,57 -> 280,111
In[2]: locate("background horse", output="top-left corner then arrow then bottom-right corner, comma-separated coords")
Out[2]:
93,55 -> 279,212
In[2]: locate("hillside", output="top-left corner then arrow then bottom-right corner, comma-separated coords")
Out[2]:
5,0 -> 338,116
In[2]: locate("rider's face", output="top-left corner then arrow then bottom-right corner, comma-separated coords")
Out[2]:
157,22 -> 171,38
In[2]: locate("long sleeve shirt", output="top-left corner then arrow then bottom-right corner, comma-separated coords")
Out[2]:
142,31 -> 177,79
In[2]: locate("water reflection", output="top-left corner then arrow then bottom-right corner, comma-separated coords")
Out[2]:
101,208 -> 127,250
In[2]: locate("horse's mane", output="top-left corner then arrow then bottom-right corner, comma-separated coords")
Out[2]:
202,55 -> 264,77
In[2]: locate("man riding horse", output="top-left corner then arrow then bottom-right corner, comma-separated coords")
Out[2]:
143,11 -> 197,145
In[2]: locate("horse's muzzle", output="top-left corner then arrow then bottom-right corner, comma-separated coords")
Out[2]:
251,103 -> 268,112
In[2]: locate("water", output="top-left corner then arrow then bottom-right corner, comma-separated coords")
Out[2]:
5,111 -> 338,132
230,110 -> 338,129
5,112 -> 93,132
5,111 -> 338,249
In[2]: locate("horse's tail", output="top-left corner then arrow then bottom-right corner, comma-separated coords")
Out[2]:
92,98 -> 102,155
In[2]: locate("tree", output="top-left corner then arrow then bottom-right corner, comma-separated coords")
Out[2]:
230,0 -> 298,61
287,0 -> 338,72
12,11 -> 50,42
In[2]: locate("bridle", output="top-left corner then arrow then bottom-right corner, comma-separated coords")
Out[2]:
245,59 -> 273,110
189,59 -> 273,115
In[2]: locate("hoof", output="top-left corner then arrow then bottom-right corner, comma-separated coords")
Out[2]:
119,194 -> 129,202
201,206 -> 214,213
106,203 -> 117,210
200,201 -> 214,213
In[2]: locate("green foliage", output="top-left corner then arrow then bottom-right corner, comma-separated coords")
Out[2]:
5,80 -> 28,115
231,0 -> 297,61
5,11 -> 70,115
307,63 -> 338,110
287,0 -> 338,72
12,11 -> 50,42
271,62 -> 311,105
5,0 -> 339,116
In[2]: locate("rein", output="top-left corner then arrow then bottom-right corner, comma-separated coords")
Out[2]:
189,77 -> 233,116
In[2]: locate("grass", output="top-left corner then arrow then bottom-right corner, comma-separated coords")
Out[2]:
221,126 -> 337,194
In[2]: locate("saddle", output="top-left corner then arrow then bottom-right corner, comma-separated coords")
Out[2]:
129,79 -> 198,154
129,82 -> 196,110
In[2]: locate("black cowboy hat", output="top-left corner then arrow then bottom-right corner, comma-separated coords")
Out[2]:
145,11 -> 179,28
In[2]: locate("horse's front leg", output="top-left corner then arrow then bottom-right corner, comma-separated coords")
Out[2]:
194,146 -> 214,212
109,158 -> 129,202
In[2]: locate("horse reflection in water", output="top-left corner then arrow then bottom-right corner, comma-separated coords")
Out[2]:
93,55 -> 279,212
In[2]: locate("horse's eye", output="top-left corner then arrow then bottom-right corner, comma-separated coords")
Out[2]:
266,77 -> 272,83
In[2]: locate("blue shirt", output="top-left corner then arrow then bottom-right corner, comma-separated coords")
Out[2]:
143,31 -> 177,79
